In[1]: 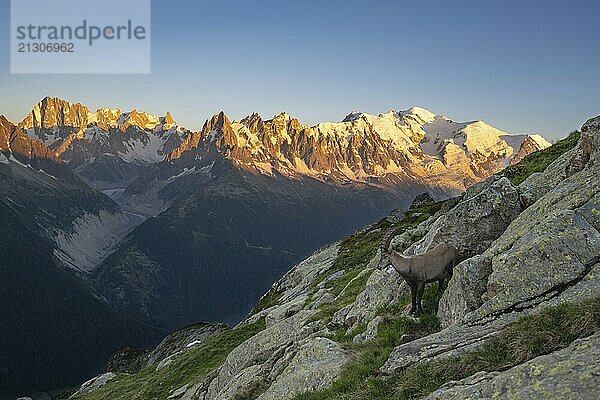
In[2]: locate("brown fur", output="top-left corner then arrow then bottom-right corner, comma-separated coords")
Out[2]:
379,229 -> 459,316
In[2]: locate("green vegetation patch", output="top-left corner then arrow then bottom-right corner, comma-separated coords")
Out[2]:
306,201 -> 445,325
77,319 -> 266,400
299,296 -> 600,400
503,131 -> 581,185
295,287 -> 443,400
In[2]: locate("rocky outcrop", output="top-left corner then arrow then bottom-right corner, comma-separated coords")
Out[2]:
20,96 -> 89,133
439,116 -> 600,328
142,243 -> 357,400
436,255 -> 492,328
18,97 -> 190,189
200,311 -> 320,399
0,115 -> 71,179
343,263 -> 408,332
106,348 -> 150,374
258,338 -> 349,400
254,244 -> 340,322
410,192 -> 436,208
406,175 -> 524,259
382,116 -> 600,376
426,332 -> 600,400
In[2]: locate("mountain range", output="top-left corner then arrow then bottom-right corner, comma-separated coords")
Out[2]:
0,96 -> 550,396
19,97 -> 549,204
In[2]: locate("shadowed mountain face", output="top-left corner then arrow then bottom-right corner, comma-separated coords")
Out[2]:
0,116 -> 164,397
94,158 -> 413,328
0,201 -> 164,399
1,115 -> 146,272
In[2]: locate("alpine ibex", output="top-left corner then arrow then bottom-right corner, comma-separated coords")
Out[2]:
378,227 -> 459,316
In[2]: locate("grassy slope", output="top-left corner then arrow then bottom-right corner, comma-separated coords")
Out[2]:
0,202 -> 160,398
78,201 -> 444,400
306,201 -> 445,327
77,319 -> 265,400
251,202 -> 445,326
335,297 -> 600,400
295,288 -> 443,400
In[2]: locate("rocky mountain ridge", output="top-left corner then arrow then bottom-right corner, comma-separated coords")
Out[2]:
13,97 -> 550,203
163,106 -> 550,196
19,96 -> 190,190
0,115 -> 142,272
70,115 -> 598,400
119,103 -> 550,219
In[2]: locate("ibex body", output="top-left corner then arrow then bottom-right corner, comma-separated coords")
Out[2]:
379,228 -> 459,316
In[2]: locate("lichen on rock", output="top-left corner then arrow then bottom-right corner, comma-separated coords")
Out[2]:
426,332 -> 600,400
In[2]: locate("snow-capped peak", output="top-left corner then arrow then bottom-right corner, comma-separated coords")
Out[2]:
400,106 -> 438,124
527,133 -> 552,148
342,111 -> 365,122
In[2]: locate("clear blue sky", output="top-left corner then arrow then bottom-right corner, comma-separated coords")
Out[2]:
1,0 -> 599,140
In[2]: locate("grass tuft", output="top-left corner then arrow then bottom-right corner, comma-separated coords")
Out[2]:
294,287 -> 443,400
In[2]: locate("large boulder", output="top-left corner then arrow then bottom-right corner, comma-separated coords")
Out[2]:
406,176 -> 523,259
69,373 -> 116,398
438,116 -> 600,328
436,255 -> 492,328
410,192 -> 436,209
342,261 -> 409,332
244,244 -> 339,326
258,338 -> 349,400
426,332 -> 600,400
204,310 -> 319,399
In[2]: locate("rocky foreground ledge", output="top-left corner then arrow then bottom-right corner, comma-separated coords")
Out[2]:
73,117 -> 599,399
